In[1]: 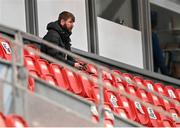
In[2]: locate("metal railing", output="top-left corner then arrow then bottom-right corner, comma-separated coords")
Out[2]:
0,24 -> 180,126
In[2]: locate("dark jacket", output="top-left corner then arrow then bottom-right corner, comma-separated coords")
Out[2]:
152,32 -> 169,75
41,21 -> 76,66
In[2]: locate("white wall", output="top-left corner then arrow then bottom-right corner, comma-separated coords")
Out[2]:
37,0 -> 88,52
98,17 -> 143,68
0,0 -> 26,32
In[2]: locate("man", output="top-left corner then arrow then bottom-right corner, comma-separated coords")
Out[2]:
41,11 -> 84,69
151,11 -> 169,75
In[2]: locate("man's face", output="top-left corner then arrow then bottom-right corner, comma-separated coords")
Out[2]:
61,18 -> 74,32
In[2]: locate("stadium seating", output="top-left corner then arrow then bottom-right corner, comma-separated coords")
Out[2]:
86,64 -> 98,75
24,56 -> 38,72
0,37 -> 12,61
77,72 -> 94,98
175,89 -> 180,102
0,39 -> 180,127
24,44 -> 40,59
62,68 -> 83,95
5,115 -> 28,127
36,59 -> 51,75
0,112 -> 6,127
28,70 -> 41,91
0,112 -> 28,127
49,63 -> 69,90
126,85 -> 150,125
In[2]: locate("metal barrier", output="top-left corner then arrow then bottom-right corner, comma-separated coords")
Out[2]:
0,24 -> 180,126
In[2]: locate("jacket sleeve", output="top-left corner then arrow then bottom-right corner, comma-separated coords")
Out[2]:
42,30 -> 75,66
67,47 -> 76,65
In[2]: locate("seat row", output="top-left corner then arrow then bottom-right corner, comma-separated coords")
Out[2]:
0,112 -> 28,127
0,37 -> 180,127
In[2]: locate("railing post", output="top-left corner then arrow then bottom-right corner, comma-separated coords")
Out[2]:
10,32 -> 27,118
97,67 -> 104,125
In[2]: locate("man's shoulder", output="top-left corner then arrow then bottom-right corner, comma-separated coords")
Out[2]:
44,29 -> 61,38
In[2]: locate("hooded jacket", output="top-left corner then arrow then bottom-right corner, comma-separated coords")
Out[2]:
41,21 -> 76,66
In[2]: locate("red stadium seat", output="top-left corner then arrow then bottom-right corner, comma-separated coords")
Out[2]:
102,70 -> 113,81
0,112 -> 6,127
136,89 -> 149,103
111,70 -> 127,86
104,89 -> 125,117
62,68 -> 83,95
154,83 -> 165,94
157,106 -> 174,127
143,80 -> 155,91
104,90 -> 119,111
49,64 -> 69,90
159,97 -> 175,111
24,56 -> 38,72
126,85 -> 149,125
86,64 -> 98,75
28,70 -> 41,91
150,85 -> 175,111
147,93 -> 163,107
151,83 -> 176,110
116,82 -> 126,92
159,120 -> 174,127
90,75 -> 99,87
90,79 -> 114,106
36,59 -> 51,75
0,37 -> 12,61
164,86 -> 177,100
175,89 -> 180,101
122,73 -> 133,84
104,103 -> 114,128
104,79 -> 115,90
42,74 -> 58,87
78,73 -> 94,98
133,76 -> 144,87
86,98 -> 99,123
91,87 -> 100,104
90,104 -> 99,123
146,107 -> 161,127
5,115 -> 28,127
116,107 -> 129,119
136,89 -> 162,127
24,44 -> 40,59
117,95 -> 137,121
169,108 -> 180,127
131,100 -> 150,125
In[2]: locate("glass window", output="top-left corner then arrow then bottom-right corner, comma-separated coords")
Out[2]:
37,0 -> 88,51
95,0 -> 144,68
0,0 -> 26,32
96,0 -> 134,29
150,1 -> 180,78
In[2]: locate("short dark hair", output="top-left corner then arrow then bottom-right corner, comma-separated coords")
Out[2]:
58,11 -> 75,22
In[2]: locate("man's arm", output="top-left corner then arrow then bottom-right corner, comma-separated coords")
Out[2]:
42,30 -> 75,66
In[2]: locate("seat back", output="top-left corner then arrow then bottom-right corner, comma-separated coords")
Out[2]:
0,37 -> 12,61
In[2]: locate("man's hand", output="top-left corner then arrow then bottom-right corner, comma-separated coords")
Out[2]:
74,62 -> 87,70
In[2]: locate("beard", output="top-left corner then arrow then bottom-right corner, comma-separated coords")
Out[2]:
62,24 -> 72,32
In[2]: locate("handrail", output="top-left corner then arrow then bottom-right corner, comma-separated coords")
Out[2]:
72,47 -> 180,87
0,24 -> 180,125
